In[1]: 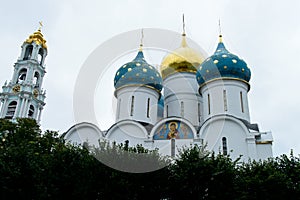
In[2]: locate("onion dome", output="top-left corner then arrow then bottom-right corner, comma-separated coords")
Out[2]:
196,35 -> 251,87
114,48 -> 163,92
25,29 -> 47,49
160,34 -> 206,80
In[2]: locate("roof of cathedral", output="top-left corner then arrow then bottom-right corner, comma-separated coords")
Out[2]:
114,48 -> 163,92
160,34 -> 205,80
196,35 -> 251,87
25,29 -> 47,49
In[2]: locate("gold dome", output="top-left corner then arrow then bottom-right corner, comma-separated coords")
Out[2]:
25,29 -> 47,49
160,34 -> 205,79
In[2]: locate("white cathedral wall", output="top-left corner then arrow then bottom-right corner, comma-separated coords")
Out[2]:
106,120 -> 148,146
256,144 -> 273,160
64,123 -> 103,147
200,117 -> 256,161
150,139 -> 195,156
200,79 -> 250,122
163,73 -> 201,127
116,86 -> 159,125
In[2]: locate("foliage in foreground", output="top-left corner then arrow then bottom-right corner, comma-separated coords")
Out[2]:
0,118 -> 300,200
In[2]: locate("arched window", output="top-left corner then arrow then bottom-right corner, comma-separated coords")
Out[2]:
147,98 -> 150,118
28,105 -> 35,118
166,105 -> 169,117
198,103 -> 201,122
117,98 -> 121,119
130,96 -> 134,116
222,137 -> 228,155
240,91 -> 244,113
33,71 -> 40,88
223,90 -> 228,111
5,101 -> 17,119
17,69 -> 27,83
208,94 -> 211,115
180,101 -> 184,117
38,48 -> 44,65
23,45 -> 33,60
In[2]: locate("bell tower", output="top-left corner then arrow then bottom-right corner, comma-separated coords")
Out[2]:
0,24 -> 47,122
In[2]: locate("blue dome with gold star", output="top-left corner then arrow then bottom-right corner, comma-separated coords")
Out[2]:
114,49 -> 163,92
196,35 -> 251,86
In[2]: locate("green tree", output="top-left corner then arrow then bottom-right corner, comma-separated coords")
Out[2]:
236,152 -> 300,200
0,118 -> 171,199
2,118 -> 300,200
167,145 -> 238,200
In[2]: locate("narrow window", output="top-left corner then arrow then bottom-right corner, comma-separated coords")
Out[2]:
180,101 -> 184,117
28,105 -> 35,118
223,90 -> 228,111
222,137 -> 228,155
17,68 -> 27,83
38,48 -> 44,65
198,102 -> 201,122
166,105 -> 169,117
147,98 -> 150,118
171,138 -> 176,157
240,91 -> 244,113
33,71 -> 40,88
130,96 -> 134,116
208,94 -> 211,115
23,45 -> 33,60
5,101 -> 17,119
117,98 -> 121,119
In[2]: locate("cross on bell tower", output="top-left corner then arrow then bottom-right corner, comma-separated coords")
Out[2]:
0,24 -> 48,122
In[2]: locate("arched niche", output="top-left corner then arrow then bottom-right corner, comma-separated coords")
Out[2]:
151,117 -> 197,140
5,101 -> 17,119
23,45 -> 33,60
17,68 -> 27,84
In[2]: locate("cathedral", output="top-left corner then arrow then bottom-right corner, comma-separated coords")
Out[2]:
0,24 -> 273,161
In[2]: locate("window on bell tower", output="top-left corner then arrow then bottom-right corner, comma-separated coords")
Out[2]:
28,105 -> 35,118
38,48 -> 44,65
5,101 -> 17,119
17,68 -> 27,84
33,72 -> 40,88
23,45 -> 33,60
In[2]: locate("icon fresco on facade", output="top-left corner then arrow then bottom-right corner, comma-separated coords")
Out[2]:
153,120 -> 194,140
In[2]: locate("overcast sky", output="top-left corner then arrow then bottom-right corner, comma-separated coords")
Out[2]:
0,0 -> 299,156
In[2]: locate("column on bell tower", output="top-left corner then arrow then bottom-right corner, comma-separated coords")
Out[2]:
0,24 -> 48,123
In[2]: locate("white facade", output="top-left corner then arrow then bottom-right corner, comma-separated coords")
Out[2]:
0,26 -> 273,163
115,86 -> 160,125
163,72 -> 202,127
200,79 -> 250,122
64,34 -> 273,162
